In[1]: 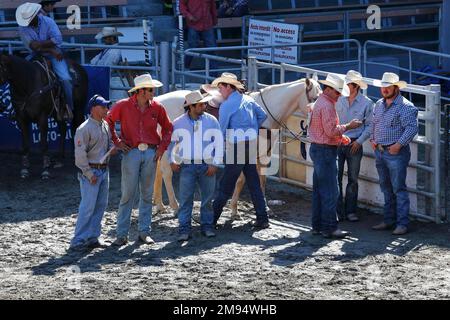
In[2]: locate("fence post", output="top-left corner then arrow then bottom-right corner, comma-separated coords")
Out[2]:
160,41 -> 170,94
247,56 -> 257,91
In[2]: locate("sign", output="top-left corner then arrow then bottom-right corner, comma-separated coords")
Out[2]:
0,66 -> 110,151
248,19 -> 300,64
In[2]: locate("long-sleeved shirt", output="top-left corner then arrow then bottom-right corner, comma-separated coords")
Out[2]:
19,15 -> 63,57
90,46 -> 122,66
308,93 -> 347,146
167,112 -> 223,165
106,95 -> 173,153
371,93 -> 418,146
336,92 -> 374,145
219,91 -> 268,144
180,0 -> 217,31
74,117 -> 113,180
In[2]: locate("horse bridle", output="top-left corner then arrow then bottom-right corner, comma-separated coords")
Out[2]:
258,77 -> 316,143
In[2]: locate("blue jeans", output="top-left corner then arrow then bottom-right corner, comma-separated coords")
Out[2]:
310,143 -> 339,233
48,56 -> 73,111
71,169 -> 109,247
116,148 -> 157,238
185,28 -> 218,70
337,142 -> 363,216
375,146 -> 411,227
178,163 -> 216,235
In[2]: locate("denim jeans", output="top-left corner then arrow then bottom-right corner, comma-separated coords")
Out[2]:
337,143 -> 363,217
116,148 -> 157,238
178,163 -> 216,235
48,56 -> 73,110
71,168 -> 109,247
310,143 -> 339,233
375,146 -> 411,227
185,28 -> 218,70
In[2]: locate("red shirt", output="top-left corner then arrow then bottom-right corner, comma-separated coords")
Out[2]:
106,95 -> 173,152
180,0 -> 217,31
308,93 -> 347,146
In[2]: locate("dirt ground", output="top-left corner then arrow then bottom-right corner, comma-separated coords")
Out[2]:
0,151 -> 449,300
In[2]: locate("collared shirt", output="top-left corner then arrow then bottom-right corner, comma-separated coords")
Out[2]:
74,117 -> 113,180
371,93 -> 418,146
180,0 -> 217,31
336,92 -> 374,145
19,15 -> 63,55
219,91 -> 268,144
308,93 -> 347,146
106,95 -> 173,152
168,112 -> 223,165
90,46 -> 123,66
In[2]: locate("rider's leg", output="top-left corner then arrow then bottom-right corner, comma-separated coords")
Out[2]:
50,57 -> 73,111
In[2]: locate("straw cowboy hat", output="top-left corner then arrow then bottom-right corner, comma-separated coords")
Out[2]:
211,72 -> 245,90
128,74 -> 163,93
345,70 -> 368,90
16,2 -> 41,27
95,27 -> 124,40
201,84 -> 224,108
183,90 -> 213,108
373,72 -> 407,89
319,73 -> 350,97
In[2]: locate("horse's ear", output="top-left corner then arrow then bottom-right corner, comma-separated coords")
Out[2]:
312,72 -> 318,81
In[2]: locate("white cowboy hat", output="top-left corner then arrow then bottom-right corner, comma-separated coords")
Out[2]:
319,73 -> 350,97
16,2 -> 42,27
128,74 -> 163,93
345,70 -> 368,90
373,72 -> 407,89
183,90 -> 213,108
95,27 -> 124,40
201,84 -> 224,108
211,72 -> 244,90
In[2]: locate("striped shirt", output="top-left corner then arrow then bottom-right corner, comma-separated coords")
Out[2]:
308,93 -> 347,146
371,93 -> 418,146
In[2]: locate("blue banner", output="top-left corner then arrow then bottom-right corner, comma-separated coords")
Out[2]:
0,66 -> 110,151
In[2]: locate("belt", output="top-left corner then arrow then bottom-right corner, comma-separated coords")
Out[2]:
136,143 -> 157,151
89,163 -> 108,169
376,143 -> 394,152
311,143 -> 338,149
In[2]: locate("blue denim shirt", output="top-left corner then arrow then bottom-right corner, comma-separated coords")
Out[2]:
219,91 -> 267,143
336,92 -> 374,145
371,93 -> 418,146
19,15 -> 63,57
168,112 -> 223,165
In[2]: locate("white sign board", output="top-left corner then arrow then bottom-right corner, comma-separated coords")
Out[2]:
248,19 -> 299,64
116,26 -> 152,63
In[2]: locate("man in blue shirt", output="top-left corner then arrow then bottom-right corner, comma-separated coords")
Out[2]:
336,70 -> 374,222
211,73 -> 270,229
168,90 -> 223,241
371,72 -> 418,235
16,2 -> 73,118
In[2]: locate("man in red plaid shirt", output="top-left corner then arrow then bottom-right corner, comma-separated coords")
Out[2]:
309,73 -> 362,239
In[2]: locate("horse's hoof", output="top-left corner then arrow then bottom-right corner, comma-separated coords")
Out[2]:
20,169 -> 29,179
41,171 -> 50,180
169,203 -> 179,211
155,205 -> 167,215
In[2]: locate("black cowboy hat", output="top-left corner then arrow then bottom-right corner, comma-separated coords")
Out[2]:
40,0 -> 61,5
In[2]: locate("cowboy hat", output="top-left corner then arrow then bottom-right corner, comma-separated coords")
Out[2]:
16,2 -> 41,27
39,0 -> 61,4
373,72 -> 407,89
345,70 -> 368,90
95,27 -> 124,40
183,90 -> 213,108
318,73 -> 350,97
201,84 -> 224,108
128,74 -> 163,93
211,72 -> 245,90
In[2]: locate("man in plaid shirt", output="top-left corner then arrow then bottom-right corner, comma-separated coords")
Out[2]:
370,72 -> 418,235
309,73 -> 363,239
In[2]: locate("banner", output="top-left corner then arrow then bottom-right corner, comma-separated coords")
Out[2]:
0,65 -> 110,151
248,19 -> 300,64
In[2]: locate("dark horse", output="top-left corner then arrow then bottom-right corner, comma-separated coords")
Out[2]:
0,52 -> 88,179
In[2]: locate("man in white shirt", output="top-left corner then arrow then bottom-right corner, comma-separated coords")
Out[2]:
90,27 -> 123,66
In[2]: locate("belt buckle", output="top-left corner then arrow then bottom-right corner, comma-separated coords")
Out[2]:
138,143 -> 148,151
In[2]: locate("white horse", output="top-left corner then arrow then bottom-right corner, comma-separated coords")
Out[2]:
152,77 -> 322,217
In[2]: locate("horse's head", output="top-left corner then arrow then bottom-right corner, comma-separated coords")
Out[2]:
298,75 -> 321,118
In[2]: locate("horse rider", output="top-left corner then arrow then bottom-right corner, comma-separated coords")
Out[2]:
70,95 -> 116,251
90,27 -> 124,66
211,72 -> 270,229
16,2 -> 74,119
